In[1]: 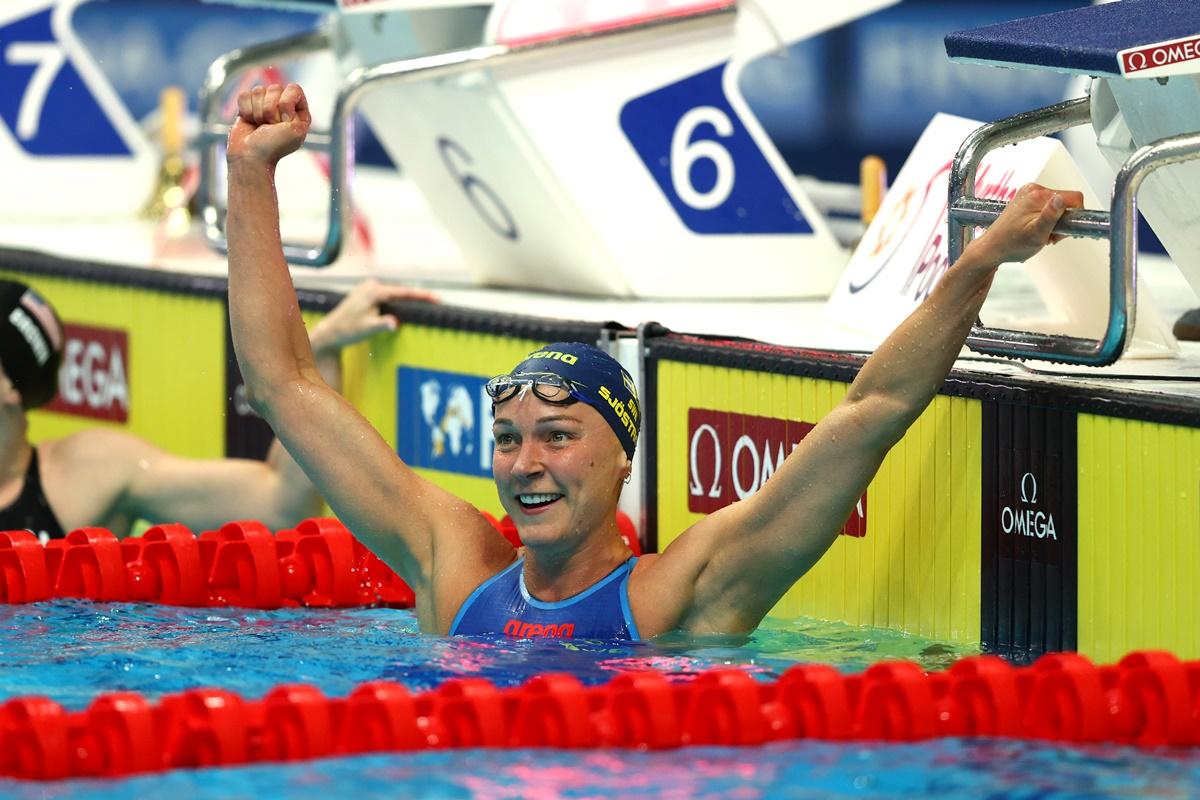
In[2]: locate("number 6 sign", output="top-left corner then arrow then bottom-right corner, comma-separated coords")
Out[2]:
620,61 -> 815,234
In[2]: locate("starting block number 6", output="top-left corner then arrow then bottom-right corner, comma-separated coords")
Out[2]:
437,136 -> 520,242
621,61 -> 812,235
672,106 -> 735,210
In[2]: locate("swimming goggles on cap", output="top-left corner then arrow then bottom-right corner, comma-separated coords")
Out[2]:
485,372 -> 584,405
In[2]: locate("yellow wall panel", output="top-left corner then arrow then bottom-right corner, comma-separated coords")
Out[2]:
655,359 -> 982,644
1078,415 -> 1200,662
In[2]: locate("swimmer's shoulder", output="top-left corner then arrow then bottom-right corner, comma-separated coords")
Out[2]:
42,429 -> 159,473
38,430 -> 153,535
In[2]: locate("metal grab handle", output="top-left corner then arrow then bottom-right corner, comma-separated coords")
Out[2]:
196,4 -> 736,268
196,28 -> 333,264
948,95 -> 1200,366
950,199 -> 1111,240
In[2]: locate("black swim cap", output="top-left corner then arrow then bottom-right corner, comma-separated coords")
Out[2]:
0,281 -> 64,409
499,342 -> 640,460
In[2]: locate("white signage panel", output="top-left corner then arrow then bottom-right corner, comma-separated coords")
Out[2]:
826,113 -> 1177,358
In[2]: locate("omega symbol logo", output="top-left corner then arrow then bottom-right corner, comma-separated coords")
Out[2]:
1001,470 -> 1057,541
1020,472 -> 1038,504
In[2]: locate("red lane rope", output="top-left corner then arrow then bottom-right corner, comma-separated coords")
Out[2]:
0,511 -> 640,610
0,519 -> 413,609
2,650 -> 1197,780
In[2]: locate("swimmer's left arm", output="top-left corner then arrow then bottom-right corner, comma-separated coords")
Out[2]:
655,184 -> 1081,634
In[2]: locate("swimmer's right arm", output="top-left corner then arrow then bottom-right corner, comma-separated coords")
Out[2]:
224,84 -> 505,621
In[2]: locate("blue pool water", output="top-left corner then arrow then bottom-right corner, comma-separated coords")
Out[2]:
1,600 -> 1198,798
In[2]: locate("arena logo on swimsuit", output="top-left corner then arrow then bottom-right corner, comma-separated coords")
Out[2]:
687,408 -> 866,536
44,323 -> 129,423
503,619 -> 575,638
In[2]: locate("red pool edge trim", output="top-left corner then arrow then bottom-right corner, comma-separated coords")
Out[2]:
0,650 -> 1196,780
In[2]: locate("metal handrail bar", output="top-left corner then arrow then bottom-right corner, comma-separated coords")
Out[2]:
949,96 -> 1200,366
196,28 -> 333,251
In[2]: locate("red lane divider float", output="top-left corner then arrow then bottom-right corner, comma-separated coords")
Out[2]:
0,519 -> 415,610
4,651 -> 1200,780
0,510 -> 643,610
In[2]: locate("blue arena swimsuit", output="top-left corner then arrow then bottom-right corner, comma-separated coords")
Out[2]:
450,557 -> 641,641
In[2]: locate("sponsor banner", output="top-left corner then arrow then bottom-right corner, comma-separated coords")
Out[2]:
826,113 -> 1051,338
340,0 -> 481,11
44,322 -> 129,422
687,408 -> 866,536
981,402 -> 1077,657
397,366 -> 495,478
490,0 -> 732,47
1120,34 -> 1200,79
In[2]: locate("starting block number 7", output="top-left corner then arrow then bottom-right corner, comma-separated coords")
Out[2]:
621,61 -> 812,235
0,8 -> 130,156
5,42 -> 64,140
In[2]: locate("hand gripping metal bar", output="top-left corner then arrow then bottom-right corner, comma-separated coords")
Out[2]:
196,4 -> 736,268
948,95 -> 1200,366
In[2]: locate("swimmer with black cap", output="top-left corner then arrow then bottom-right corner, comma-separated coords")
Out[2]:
226,82 -> 1082,639
0,276 -> 429,541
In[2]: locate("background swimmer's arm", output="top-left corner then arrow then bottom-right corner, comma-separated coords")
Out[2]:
647,184 -> 1081,635
224,84 -> 506,624
40,286 -> 416,536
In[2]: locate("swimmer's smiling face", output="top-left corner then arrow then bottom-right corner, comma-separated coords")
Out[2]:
492,391 -> 628,549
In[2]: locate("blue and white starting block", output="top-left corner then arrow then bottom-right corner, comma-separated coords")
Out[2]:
197,0 -> 897,299
945,0 -> 1200,365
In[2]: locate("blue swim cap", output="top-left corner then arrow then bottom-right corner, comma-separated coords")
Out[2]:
500,342 -> 640,460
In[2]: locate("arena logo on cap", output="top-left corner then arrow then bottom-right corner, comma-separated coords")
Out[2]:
687,408 -> 866,537
1120,35 -> 1200,78
44,323 -> 129,423
526,349 -> 578,365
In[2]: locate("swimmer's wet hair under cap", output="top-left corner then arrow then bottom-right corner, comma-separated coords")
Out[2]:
0,280 -> 64,409
495,342 -> 640,460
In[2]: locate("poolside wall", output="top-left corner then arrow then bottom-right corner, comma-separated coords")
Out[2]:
1,247 -> 1198,662
646,338 -> 1200,661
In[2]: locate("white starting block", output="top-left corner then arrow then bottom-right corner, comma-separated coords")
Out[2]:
943,0 -> 1200,365
197,0 -> 898,298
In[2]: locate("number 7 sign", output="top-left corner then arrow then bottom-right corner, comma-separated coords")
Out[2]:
0,1 -> 152,218
0,2 -> 135,156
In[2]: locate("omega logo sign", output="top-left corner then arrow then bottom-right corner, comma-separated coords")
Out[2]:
1000,471 -> 1057,541
687,408 -> 866,536
1122,36 -> 1200,75
44,323 -> 130,423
